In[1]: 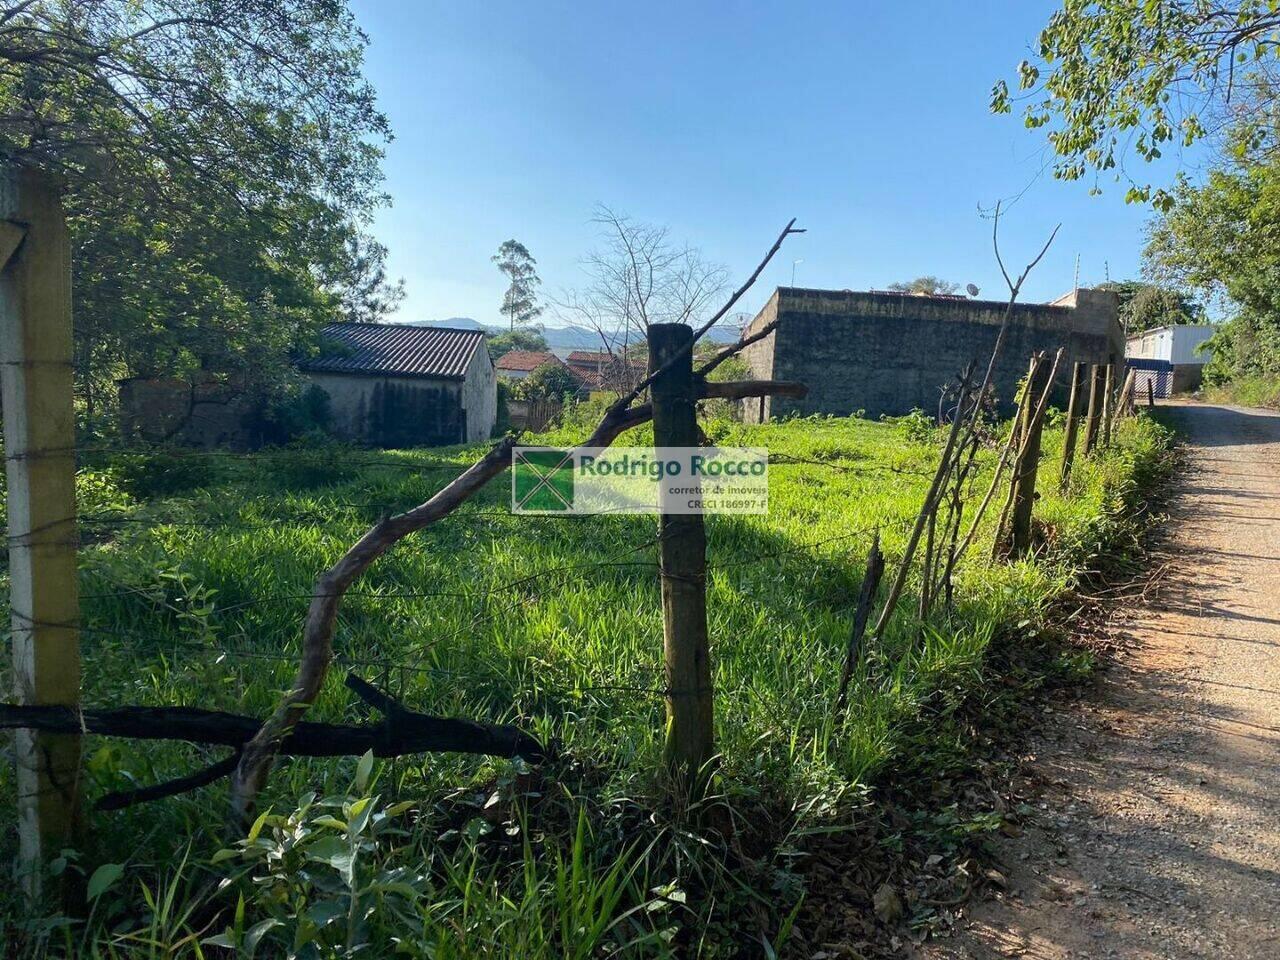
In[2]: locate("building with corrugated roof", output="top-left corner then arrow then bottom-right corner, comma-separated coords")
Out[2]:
301,322 -> 495,446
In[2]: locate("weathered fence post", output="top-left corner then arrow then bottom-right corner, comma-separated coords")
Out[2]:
648,324 -> 714,776
1083,363 -> 1105,455
1147,378 -> 1156,408
1059,361 -> 1086,491
0,166 -> 81,896
1009,353 -> 1050,556
1100,363 -> 1115,447
1117,368 -> 1136,418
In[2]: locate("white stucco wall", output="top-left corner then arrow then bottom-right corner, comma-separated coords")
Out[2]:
461,345 -> 497,441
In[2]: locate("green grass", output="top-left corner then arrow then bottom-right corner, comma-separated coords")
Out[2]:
0,410 -> 1171,957
1201,374 -> 1280,410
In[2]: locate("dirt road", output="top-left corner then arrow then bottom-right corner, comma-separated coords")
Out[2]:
923,402 -> 1280,960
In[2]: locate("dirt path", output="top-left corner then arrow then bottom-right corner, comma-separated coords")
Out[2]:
920,402 -> 1280,960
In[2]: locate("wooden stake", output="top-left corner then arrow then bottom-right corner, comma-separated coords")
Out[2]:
1009,354 -> 1051,556
1147,378 -> 1156,408
0,166 -> 80,897
1059,361 -> 1087,491
648,324 -> 714,775
1100,364 -> 1115,447
835,533 -> 885,713
1083,364 -> 1105,455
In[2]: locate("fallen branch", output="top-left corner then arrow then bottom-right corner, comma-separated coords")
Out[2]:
1,674 -> 549,812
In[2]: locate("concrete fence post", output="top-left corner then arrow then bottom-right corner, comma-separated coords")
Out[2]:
0,166 -> 81,899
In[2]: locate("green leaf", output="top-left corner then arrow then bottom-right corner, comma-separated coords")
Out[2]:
247,809 -> 271,843
87,863 -> 124,901
347,796 -> 376,836
354,749 -> 374,792
243,918 -> 282,957
210,848 -> 240,864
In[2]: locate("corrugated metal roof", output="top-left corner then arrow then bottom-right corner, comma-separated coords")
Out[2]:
301,323 -> 486,380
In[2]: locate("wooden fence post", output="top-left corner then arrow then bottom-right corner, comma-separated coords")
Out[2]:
1116,368 -> 1135,419
1083,364 -> 1105,455
1009,354 -> 1050,557
648,324 -> 714,777
1100,364 -> 1115,447
1147,379 -> 1156,408
1059,360 -> 1086,491
0,166 -> 81,897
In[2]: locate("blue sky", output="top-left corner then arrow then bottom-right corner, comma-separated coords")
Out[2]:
352,1 -> 1197,328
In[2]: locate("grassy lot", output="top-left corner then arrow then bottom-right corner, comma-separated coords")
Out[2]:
0,408 -> 1171,957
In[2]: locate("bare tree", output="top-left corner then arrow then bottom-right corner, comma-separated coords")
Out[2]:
556,207 -> 728,388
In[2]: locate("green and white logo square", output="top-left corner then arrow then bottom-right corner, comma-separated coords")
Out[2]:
512,448 -> 576,512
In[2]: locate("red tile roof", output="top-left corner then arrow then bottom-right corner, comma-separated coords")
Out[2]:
566,350 -> 614,364
495,350 -> 563,372
301,322 -> 485,380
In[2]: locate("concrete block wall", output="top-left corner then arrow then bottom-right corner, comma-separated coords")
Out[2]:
741,287 -> 1122,422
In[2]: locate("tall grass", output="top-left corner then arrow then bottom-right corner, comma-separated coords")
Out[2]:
0,411 -> 1171,956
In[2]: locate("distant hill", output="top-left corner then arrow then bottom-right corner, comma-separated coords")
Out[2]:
398,317 -> 743,346
402,316 -> 485,331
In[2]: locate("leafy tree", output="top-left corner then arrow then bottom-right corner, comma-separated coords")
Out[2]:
492,239 -> 543,331
513,361 -> 579,401
1144,158 -> 1280,382
0,1 -> 400,425
995,1 -> 1280,208
887,276 -> 960,295
1098,280 -> 1204,333
486,328 -> 548,361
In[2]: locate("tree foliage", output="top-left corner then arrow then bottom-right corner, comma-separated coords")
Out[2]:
486,328 -> 548,361
887,276 -> 960,295
1098,279 -> 1204,332
1145,158 -> 1280,382
0,1 -> 400,422
512,361 -> 579,401
995,1 -> 1280,207
492,239 -> 543,331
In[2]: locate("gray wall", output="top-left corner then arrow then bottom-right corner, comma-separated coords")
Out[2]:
307,372 -> 465,447
741,287 -> 1123,422
461,346 -> 497,441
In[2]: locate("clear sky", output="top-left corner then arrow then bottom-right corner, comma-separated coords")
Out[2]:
352,1 -> 1196,328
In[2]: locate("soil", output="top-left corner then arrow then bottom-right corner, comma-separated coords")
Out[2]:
916,401 -> 1280,960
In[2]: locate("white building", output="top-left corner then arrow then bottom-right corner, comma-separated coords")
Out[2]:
1125,324 -> 1215,397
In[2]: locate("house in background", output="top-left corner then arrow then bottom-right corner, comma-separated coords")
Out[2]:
494,350 -> 565,381
119,321 -> 497,449
1124,324 -> 1215,398
565,350 -> 645,392
301,322 -> 496,446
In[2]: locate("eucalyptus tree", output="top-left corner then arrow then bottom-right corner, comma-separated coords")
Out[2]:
492,239 -> 543,331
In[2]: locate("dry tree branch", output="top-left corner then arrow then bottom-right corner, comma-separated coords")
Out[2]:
227,222 -> 805,828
